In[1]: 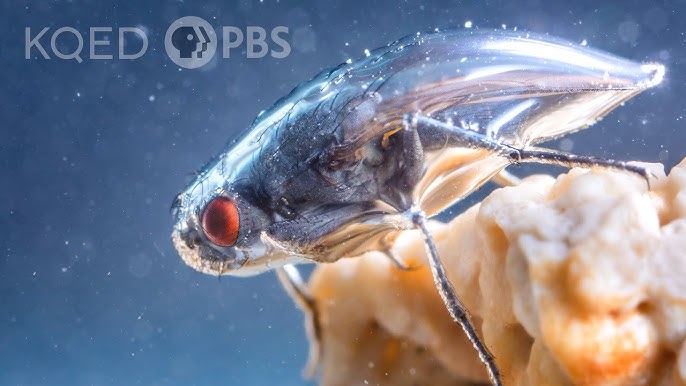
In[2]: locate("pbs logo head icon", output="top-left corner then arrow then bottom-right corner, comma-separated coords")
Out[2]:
165,16 -> 217,69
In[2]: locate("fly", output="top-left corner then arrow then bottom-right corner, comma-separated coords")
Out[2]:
171,30 -> 665,386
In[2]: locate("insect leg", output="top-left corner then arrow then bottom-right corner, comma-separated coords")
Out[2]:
514,146 -> 652,186
400,117 -> 425,188
378,234 -> 420,271
406,206 -> 502,386
383,251 -> 420,270
409,114 -> 651,186
408,114 -> 509,152
276,265 -> 321,377
403,114 -> 502,383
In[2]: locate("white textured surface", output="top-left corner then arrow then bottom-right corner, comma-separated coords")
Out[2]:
303,159 -> 686,386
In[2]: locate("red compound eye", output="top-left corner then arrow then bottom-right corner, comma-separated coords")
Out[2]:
201,197 -> 240,247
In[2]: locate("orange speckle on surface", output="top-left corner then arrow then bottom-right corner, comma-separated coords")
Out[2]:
381,337 -> 402,370
297,161 -> 686,386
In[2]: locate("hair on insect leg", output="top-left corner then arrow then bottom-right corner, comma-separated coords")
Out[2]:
405,205 -> 503,386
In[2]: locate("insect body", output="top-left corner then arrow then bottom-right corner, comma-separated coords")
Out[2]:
172,30 -> 664,385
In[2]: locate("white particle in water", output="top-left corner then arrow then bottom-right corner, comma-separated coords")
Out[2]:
364,49 -> 371,57
618,20 -> 640,44
658,149 -> 669,161
464,21 -> 473,28
559,138 -> 574,152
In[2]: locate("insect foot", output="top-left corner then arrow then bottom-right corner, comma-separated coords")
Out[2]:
297,159 -> 686,386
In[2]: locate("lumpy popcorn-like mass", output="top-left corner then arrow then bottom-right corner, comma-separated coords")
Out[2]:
298,158 -> 686,386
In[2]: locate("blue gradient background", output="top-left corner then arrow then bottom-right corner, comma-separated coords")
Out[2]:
2,1 -> 685,385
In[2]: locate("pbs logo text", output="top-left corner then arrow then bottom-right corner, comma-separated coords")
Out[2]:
164,16 -> 290,69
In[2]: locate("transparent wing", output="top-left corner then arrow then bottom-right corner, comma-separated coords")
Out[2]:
317,30 -> 664,156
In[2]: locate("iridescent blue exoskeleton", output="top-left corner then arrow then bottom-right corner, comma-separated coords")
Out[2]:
172,30 -> 664,385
